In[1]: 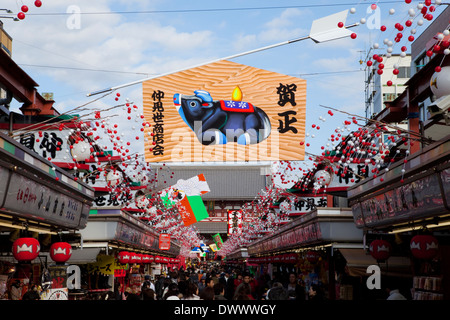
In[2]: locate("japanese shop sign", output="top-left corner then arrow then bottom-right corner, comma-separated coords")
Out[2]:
143,60 -> 306,162
289,196 -> 328,214
159,233 -> 171,250
227,210 -> 243,235
1,169 -> 87,229
87,254 -> 124,275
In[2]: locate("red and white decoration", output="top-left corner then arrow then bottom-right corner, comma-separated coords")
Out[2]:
305,250 -> 320,264
12,238 -> 40,261
49,242 -> 72,263
117,251 -> 131,264
369,239 -> 392,261
410,235 -> 439,260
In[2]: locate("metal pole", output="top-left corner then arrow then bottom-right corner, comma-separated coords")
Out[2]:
87,35 -> 311,97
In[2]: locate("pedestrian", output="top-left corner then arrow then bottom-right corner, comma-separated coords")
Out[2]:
219,271 -> 234,300
142,288 -> 156,300
199,286 -> 215,300
214,282 -> 227,300
233,282 -> 254,300
266,282 -> 288,300
126,286 -> 141,300
182,281 -> 201,300
385,278 -> 407,300
22,284 -> 40,300
164,283 -> 180,300
198,275 -> 207,293
285,272 -> 305,300
234,272 -> 255,299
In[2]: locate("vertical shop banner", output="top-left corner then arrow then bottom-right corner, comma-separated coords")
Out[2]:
159,233 -> 171,250
160,174 -> 210,226
228,210 -> 243,235
143,60 -> 306,162
212,233 -> 223,250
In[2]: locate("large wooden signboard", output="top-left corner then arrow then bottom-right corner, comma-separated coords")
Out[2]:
143,60 -> 306,162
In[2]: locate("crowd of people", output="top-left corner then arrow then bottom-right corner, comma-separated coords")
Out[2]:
117,264 -> 326,301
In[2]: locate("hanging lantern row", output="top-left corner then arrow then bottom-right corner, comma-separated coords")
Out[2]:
12,238 -> 72,263
369,235 -> 439,262
116,251 -> 180,265
247,253 -> 299,265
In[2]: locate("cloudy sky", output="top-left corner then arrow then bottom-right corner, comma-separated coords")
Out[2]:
2,0 -> 445,183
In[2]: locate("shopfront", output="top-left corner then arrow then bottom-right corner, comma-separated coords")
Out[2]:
73,208 -> 182,299
0,131 -> 95,300
348,136 -> 450,300
243,207 -> 364,300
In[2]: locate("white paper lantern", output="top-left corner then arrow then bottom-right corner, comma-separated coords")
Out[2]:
314,170 -> 332,186
279,200 -> 291,213
430,66 -> 450,99
106,170 -> 122,186
135,195 -> 149,209
70,141 -> 91,161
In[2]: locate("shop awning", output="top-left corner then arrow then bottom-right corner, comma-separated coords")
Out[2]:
339,248 -> 412,278
67,248 -> 101,264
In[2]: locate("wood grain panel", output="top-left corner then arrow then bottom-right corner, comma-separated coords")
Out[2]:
142,60 -> 306,162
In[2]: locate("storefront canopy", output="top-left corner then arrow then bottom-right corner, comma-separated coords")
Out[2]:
339,248 -> 412,278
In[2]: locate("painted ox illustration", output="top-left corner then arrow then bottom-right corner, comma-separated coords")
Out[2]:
173,90 -> 271,145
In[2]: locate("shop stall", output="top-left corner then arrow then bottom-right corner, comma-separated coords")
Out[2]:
0,131 -> 95,300
243,207 -> 364,300
348,136 -> 450,300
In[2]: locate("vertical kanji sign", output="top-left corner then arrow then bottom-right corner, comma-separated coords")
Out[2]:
159,233 -> 171,250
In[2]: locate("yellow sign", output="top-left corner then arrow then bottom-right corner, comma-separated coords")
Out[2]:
143,60 -> 306,162
87,255 -> 125,275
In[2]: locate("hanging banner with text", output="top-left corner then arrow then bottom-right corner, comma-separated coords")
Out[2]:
159,233 -> 171,250
143,60 -> 306,162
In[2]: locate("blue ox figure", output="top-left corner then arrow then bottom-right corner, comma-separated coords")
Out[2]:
173,90 -> 271,145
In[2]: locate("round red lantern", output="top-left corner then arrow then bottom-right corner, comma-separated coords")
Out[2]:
410,235 -> 439,260
50,242 -> 72,263
305,250 -> 320,264
369,239 -> 392,261
117,251 -> 130,264
12,238 -> 40,261
129,252 -> 140,264
141,254 -> 151,264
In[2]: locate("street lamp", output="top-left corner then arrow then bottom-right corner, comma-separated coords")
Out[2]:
87,10 -> 359,97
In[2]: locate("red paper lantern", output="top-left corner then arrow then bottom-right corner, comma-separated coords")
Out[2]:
12,238 -> 40,261
50,242 -> 72,263
129,252 -> 139,264
305,250 -> 320,264
369,239 -> 392,261
117,251 -> 130,264
142,254 -> 153,264
410,235 -> 439,260
154,256 -> 161,263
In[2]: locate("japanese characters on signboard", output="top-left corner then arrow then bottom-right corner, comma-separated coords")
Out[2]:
143,60 -> 306,162
159,233 -> 171,250
227,210 -> 243,235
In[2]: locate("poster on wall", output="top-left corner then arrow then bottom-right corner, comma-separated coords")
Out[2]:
143,60 -> 306,163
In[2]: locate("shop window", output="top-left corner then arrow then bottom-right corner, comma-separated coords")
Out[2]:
397,66 -> 411,79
